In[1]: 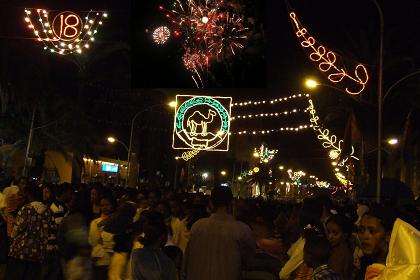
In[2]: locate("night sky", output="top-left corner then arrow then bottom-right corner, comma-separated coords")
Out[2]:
1,0 -> 420,184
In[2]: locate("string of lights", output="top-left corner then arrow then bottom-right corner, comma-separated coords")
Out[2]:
231,93 -> 310,107
289,12 -> 368,95
231,108 -> 307,120
230,124 -> 311,135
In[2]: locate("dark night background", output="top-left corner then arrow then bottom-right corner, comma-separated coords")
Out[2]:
1,0 -> 420,185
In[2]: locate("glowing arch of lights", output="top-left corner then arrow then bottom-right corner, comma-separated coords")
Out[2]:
172,95 -> 232,152
24,8 -> 108,55
289,12 -> 368,95
308,99 -> 359,185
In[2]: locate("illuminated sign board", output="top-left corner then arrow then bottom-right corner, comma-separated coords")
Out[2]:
101,163 -> 118,173
172,95 -> 232,151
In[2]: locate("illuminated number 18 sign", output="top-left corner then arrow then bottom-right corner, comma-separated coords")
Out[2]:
52,12 -> 82,41
24,8 -> 108,55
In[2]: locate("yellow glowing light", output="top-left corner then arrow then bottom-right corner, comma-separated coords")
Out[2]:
289,12 -> 368,95
220,170 -> 227,176
253,152 -> 259,157
253,167 -> 260,173
172,95 -> 231,152
237,176 -> 242,180
169,101 -> 177,108
387,138 -> 398,145
279,165 -> 284,170
181,149 -> 199,161
305,79 -> 318,88
107,137 -> 116,143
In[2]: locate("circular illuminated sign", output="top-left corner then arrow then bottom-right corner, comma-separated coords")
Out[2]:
52,11 -> 82,41
174,96 -> 230,151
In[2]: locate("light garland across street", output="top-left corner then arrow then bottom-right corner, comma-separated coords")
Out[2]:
231,93 -> 310,107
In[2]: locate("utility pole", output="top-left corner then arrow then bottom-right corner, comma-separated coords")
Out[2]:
22,107 -> 36,177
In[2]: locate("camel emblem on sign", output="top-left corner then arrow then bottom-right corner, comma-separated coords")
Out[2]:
173,95 -> 231,152
187,109 -> 217,136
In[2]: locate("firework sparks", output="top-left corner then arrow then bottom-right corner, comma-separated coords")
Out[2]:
182,49 -> 208,71
152,26 -> 171,44
158,0 -> 249,84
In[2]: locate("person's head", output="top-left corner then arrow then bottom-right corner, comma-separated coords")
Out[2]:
169,199 -> 183,218
139,221 -> 168,248
91,186 -> 101,204
138,210 -> 165,231
118,201 -> 137,221
148,190 -> 161,208
210,187 -> 233,212
24,184 -> 43,203
156,201 -> 170,218
326,214 -> 354,247
316,194 -> 334,220
42,184 -> 55,203
358,204 -> 396,260
17,177 -> 28,192
163,190 -> 176,201
68,191 -> 85,213
299,197 -> 323,234
100,194 -> 116,216
304,232 -> 331,269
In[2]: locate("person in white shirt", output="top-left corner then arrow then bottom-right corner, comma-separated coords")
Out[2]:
88,193 -> 116,279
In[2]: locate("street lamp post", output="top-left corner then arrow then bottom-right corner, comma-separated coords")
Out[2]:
371,0 -> 384,204
22,107 -> 60,177
174,157 -> 180,190
126,101 -> 176,187
107,137 -> 129,186
22,108 -> 36,177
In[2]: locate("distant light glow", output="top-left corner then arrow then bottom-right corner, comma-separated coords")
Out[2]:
387,138 -> 398,145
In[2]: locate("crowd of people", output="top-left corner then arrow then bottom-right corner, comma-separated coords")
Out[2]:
0,177 -> 419,280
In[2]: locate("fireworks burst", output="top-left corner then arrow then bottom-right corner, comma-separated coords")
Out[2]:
158,0 -> 249,86
152,26 -> 171,44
